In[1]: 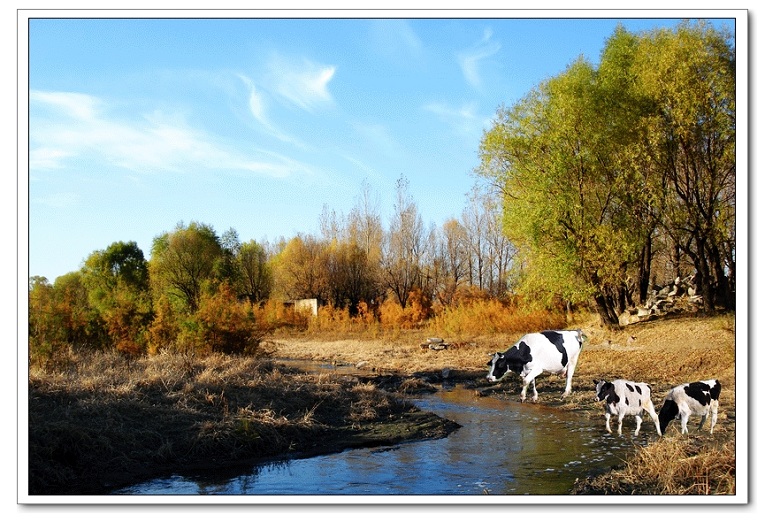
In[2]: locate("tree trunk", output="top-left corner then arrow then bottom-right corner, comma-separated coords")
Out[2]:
638,231 -> 653,304
593,293 -> 620,328
591,272 -> 620,327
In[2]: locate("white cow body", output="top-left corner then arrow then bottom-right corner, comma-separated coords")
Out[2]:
487,330 -> 584,402
594,379 -> 661,436
659,379 -> 721,434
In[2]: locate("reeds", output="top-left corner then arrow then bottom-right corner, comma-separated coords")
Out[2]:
572,436 -> 736,495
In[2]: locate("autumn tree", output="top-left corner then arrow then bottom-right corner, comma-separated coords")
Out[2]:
81,241 -> 152,355
381,176 -> 426,308
477,21 -> 735,324
461,184 -> 515,298
273,233 -> 328,301
149,221 -> 225,313
478,58 -> 650,325
631,21 -> 736,311
236,239 -> 273,305
29,272 -> 106,359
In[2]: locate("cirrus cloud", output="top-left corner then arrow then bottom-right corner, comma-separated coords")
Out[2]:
263,53 -> 336,112
29,89 -> 314,179
457,28 -> 501,89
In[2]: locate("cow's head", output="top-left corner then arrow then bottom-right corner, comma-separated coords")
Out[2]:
486,352 -> 509,382
593,379 -> 615,403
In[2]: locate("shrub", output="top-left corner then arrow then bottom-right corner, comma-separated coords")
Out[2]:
193,284 -> 272,356
378,289 -> 433,330
430,297 -> 566,337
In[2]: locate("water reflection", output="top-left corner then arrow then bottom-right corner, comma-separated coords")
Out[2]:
115,364 -> 653,496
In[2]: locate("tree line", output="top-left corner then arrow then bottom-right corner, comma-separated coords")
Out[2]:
29,20 -> 736,361
28,177 -> 515,360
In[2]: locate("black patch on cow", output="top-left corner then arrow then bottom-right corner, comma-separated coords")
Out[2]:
504,341 -> 533,374
487,353 -> 508,380
625,397 -> 630,406
684,382 -> 712,406
659,399 -> 679,433
596,381 -> 620,405
489,341 -> 535,380
634,384 -> 643,395
709,380 -> 722,401
540,330 -> 568,367
626,382 -> 635,393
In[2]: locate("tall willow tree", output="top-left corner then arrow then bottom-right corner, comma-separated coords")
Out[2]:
479,57 -> 649,325
149,221 -> 225,313
478,21 -> 735,324
631,21 -> 736,312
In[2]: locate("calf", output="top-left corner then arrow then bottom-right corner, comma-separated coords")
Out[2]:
658,379 -> 721,435
486,330 -> 584,402
593,379 -> 661,436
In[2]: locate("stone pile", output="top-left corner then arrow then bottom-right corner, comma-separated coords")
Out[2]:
419,337 -> 450,350
619,274 -> 703,326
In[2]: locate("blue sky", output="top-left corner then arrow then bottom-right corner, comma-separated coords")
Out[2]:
24,11 -> 739,282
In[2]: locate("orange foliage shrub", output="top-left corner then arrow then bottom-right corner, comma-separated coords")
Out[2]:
430,296 -> 566,337
147,295 -> 179,355
167,284 -> 274,356
379,289 -> 433,329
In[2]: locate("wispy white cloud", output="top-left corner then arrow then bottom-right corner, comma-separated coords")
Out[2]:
457,28 -> 501,89
240,75 -> 268,125
237,73 -> 305,146
29,147 -> 76,171
264,54 -> 336,112
422,101 -> 491,137
29,89 -> 311,179
30,91 -> 102,121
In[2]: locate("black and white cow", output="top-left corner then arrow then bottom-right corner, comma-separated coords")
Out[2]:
486,330 -> 584,402
658,379 -> 721,435
593,379 -> 662,436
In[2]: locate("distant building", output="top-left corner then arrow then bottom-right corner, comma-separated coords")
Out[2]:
284,298 -> 318,316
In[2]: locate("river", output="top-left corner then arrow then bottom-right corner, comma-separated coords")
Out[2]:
114,361 -> 652,497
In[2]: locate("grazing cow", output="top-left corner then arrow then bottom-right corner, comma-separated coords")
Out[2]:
593,379 -> 662,436
658,379 -> 721,435
486,330 -> 584,402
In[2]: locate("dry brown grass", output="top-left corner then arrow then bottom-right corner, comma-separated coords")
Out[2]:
572,435 -> 736,495
27,348 -> 454,495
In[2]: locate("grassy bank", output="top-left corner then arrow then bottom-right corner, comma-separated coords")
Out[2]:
27,312 -> 737,496
27,350 -> 459,495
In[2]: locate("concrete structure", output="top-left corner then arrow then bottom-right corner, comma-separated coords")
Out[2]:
284,298 -> 318,316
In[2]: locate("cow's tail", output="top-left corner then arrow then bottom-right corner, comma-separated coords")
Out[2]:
576,329 -> 586,345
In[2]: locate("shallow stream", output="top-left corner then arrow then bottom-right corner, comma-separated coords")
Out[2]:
115,360 -> 653,497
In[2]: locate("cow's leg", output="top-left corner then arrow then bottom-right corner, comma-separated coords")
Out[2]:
520,370 -> 540,402
529,379 -> 539,402
616,412 -> 625,435
562,352 -> 580,397
634,414 -> 643,436
604,412 -> 612,433
680,414 -> 690,434
645,402 -> 662,435
710,401 -> 719,434
697,413 -> 708,432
